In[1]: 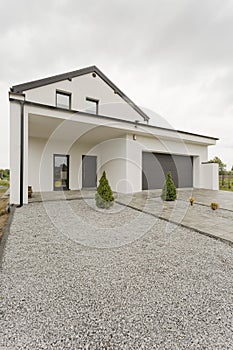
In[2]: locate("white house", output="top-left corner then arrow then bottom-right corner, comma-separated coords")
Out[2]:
9,66 -> 219,206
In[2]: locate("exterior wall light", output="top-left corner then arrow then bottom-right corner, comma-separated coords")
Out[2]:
133,134 -> 137,141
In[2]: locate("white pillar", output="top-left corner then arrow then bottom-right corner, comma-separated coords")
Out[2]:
9,93 -> 28,204
10,100 -> 21,204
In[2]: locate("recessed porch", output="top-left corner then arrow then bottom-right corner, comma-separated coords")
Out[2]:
28,113 -> 134,197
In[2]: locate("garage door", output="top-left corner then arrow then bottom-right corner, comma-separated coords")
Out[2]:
142,152 -> 193,190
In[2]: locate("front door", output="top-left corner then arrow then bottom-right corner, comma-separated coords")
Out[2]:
82,155 -> 97,188
54,154 -> 69,190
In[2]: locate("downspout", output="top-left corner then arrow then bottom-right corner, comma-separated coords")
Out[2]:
18,101 -> 24,207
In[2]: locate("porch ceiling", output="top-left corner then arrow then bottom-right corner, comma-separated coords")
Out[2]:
29,114 -> 63,139
28,114 -> 126,144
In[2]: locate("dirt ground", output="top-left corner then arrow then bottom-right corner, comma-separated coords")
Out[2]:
0,190 -> 9,241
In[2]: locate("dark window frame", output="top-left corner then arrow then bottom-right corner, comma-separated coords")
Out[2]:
86,97 -> 99,114
56,90 -> 72,109
53,154 -> 70,191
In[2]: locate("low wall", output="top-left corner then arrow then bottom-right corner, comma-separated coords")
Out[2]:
200,162 -> 219,190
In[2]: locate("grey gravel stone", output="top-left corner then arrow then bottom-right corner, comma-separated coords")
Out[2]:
1,199 -> 233,349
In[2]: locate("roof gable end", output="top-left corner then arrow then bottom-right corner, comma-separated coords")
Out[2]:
11,65 -> 149,122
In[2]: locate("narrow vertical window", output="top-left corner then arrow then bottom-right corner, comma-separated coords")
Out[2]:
56,91 -> 71,109
86,97 -> 99,114
53,154 -> 69,190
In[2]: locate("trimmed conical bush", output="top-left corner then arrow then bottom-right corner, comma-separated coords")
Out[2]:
161,171 -> 177,201
95,171 -> 114,209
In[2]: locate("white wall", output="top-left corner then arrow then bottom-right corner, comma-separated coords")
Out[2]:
28,137 -> 97,192
200,163 -> 219,190
28,135 -> 128,194
93,137 -> 127,193
25,73 -> 145,122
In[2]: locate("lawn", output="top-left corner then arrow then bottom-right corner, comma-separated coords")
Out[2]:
219,175 -> 233,192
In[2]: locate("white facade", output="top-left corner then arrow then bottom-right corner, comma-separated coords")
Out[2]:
9,66 -> 218,205
24,71 -> 147,122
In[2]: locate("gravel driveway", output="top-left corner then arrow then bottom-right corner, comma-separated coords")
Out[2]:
1,199 -> 233,349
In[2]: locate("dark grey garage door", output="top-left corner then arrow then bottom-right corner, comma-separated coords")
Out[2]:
142,152 -> 193,190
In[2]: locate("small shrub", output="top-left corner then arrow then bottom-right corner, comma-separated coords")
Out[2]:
95,171 -> 114,209
210,202 -> 219,210
0,179 -> 9,187
28,186 -> 33,198
189,197 -> 195,206
161,171 -> 177,201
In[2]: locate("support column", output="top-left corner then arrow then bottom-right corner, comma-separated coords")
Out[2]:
9,93 -> 28,205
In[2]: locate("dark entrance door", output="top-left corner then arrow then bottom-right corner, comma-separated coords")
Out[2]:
54,154 -> 69,190
82,155 -> 97,188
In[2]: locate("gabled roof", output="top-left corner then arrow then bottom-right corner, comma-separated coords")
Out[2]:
11,65 -> 150,122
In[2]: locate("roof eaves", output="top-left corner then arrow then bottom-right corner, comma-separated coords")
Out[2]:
11,65 -> 97,93
10,98 -> 218,141
93,67 -> 149,122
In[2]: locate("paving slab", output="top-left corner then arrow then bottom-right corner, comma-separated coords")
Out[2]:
117,189 -> 233,245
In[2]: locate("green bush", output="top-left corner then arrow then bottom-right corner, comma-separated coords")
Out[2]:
0,169 -> 10,181
95,171 -> 114,209
0,179 -> 9,187
161,171 -> 177,201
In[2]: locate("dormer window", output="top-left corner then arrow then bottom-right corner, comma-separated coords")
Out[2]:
56,91 -> 71,109
86,97 -> 99,115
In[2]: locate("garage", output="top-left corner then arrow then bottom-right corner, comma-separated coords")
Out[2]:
142,152 -> 193,190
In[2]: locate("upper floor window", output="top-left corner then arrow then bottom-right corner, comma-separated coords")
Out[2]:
56,91 -> 71,109
86,97 -> 99,114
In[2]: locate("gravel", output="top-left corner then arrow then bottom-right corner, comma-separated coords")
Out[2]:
1,199 -> 233,349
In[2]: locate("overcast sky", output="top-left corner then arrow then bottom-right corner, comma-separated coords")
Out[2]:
1,0 -> 233,169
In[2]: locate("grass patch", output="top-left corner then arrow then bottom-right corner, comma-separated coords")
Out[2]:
219,186 -> 233,192
219,175 -> 233,192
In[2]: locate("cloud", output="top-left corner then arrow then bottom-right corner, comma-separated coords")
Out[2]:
0,0 -> 233,168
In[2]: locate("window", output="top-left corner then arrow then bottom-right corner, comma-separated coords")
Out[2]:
86,97 -> 99,114
53,154 -> 69,190
56,91 -> 71,109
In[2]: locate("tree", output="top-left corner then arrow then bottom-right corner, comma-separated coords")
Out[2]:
161,171 -> 177,201
95,171 -> 114,209
208,156 -> 226,174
